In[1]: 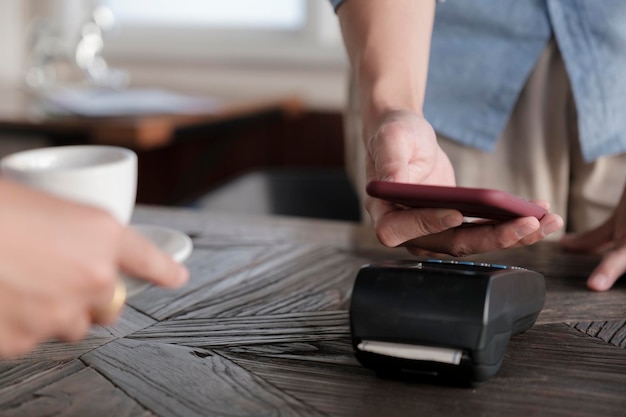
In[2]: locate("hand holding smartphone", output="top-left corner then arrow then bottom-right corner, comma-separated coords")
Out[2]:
366,181 -> 547,221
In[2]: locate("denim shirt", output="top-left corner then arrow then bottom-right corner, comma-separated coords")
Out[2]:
330,0 -> 626,162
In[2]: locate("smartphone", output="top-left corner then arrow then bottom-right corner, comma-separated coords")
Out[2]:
366,181 -> 547,221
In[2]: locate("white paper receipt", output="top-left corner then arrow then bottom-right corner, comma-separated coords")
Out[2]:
357,340 -> 463,365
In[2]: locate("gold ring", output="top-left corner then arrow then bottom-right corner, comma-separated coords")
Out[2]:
92,280 -> 127,324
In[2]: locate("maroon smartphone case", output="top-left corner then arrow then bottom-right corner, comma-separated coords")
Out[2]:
366,181 -> 547,221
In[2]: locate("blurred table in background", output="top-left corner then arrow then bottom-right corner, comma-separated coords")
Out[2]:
0,85 -> 316,205
0,85 -> 302,150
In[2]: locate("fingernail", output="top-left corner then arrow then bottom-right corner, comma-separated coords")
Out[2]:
515,223 -> 537,238
588,274 -> 610,291
542,220 -> 561,236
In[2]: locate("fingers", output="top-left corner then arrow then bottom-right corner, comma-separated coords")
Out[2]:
376,209 -> 463,248
0,316 -> 38,359
516,213 -> 564,246
560,220 -> 615,253
404,217 -> 539,256
568,215 -> 626,291
90,280 -> 127,325
401,213 -> 563,257
117,227 -> 189,289
559,184 -> 626,291
369,190 -> 564,257
61,312 -> 92,342
586,246 -> 626,291
0,299 -> 93,359
0,332 -> 38,359
367,197 -> 464,247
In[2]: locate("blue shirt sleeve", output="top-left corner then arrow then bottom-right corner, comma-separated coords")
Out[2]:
330,0 -> 443,12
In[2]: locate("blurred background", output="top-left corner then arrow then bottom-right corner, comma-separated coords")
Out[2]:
0,0 -> 362,221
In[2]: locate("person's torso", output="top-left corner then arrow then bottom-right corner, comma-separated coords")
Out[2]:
425,0 -> 626,161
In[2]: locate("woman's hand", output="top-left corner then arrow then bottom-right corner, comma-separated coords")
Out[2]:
560,183 -> 626,291
0,180 -> 189,358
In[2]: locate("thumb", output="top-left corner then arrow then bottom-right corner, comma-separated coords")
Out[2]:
118,227 -> 189,288
369,130 -> 414,184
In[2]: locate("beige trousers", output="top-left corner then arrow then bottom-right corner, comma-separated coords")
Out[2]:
344,40 -> 626,238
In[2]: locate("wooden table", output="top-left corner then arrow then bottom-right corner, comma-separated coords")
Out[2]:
2,206 -> 625,416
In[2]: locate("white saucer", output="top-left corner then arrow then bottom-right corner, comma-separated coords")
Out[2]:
124,224 -> 193,297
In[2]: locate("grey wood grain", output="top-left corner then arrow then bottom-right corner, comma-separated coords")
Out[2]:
221,325 -> 626,417
569,320 -> 626,348
129,311 -> 350,348
127,245 -> 285,319
222,340 -> 359,367
1,366 -> 154,417
175,247 -> 361,319
2,304 -> 156,363
0,360 -> 84,409
504,323 -> 626,374
102,304 -> 159,337
83,338 -> 325,417
130,244 -> 362,321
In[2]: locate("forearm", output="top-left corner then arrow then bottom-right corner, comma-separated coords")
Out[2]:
337,0 -> 435,138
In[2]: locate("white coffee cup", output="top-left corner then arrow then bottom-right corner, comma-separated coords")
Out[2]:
0,145 -> 137,224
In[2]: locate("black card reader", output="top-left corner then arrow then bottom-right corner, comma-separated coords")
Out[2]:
349,259 -> 545,383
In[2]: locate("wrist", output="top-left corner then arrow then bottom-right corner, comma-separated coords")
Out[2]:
360,75 -> 425,136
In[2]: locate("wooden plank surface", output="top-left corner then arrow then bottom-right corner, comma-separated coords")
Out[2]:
83,338 -> 324,417
2,365 -> 155,417
570,320 -> 626,348
1,206 -> 625,417
220,325 -> 626,417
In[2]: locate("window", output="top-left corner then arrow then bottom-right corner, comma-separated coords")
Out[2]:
101,0 -> 346,66
107,0 -> 307,30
